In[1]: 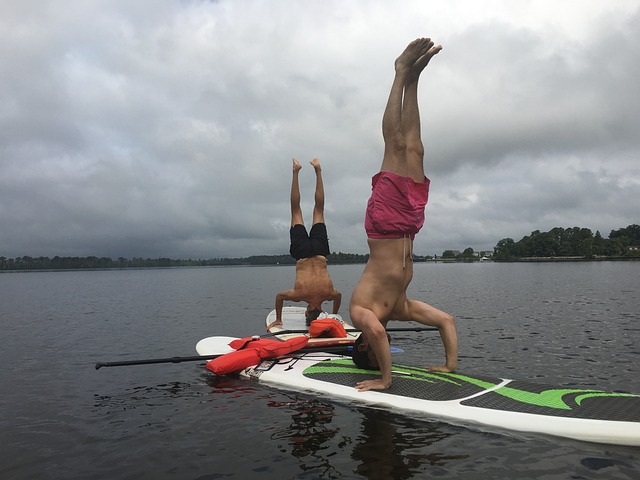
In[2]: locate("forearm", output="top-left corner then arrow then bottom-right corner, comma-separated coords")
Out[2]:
332,292 -> 342,314
350,305 -> 392,391
275,293 -> 286,322
370,330 -> 393,386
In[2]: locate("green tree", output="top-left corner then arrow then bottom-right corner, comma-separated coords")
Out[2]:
592,231 -> 604,256
493,238 -> 516,260
461,247 -> 475,259
610,224 -> 640,247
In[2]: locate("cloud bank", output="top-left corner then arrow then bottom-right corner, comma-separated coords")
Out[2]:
1,0 -> 638,259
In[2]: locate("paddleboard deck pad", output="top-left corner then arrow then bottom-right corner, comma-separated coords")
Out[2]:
234,353 -> 640,446
266,306 -> 359,347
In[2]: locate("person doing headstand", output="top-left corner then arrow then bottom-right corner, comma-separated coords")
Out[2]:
268,158 -> 342,331
349,38 -> 458,391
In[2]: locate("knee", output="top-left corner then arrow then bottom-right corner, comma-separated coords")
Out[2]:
368,320 -> 387,339
349,303 -> 365,328
443,313 -> 456,330
349,304 -> 384,334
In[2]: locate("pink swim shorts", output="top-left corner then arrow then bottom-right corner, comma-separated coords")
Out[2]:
364,171 -> 430,240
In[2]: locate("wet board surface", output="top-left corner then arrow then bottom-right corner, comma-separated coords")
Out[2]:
234,353 -> 640,447
266,306 -> 359,347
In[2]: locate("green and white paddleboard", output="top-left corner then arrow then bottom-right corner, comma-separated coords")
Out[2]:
247,354 -> 639,446
198,336 -> 640,446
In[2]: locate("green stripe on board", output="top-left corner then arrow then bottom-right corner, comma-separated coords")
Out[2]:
304,359 -> 640,411
305,362 -> 456,386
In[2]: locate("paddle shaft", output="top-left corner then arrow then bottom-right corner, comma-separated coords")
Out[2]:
265,326 -> 438,337
95,345 -> 352,370
95,354 -> 220,370
95,326 -> 430,370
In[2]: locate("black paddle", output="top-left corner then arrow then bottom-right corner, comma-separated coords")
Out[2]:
95,344 -> 352,370
95,326 -> 436,369
95,354 -> 222,370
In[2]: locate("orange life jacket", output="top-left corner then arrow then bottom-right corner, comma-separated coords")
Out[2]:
205,335 -> 309,375
308,317 -> 347,338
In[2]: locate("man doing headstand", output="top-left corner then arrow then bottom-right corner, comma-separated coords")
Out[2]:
268,158 -> 342,330
349,38 -> 458,392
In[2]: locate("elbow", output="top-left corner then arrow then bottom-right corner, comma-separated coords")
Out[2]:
442,313 -> 456,331
368,321 -> 388,341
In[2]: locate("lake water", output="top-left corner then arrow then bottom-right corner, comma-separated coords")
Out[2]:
1,262 -> 639,479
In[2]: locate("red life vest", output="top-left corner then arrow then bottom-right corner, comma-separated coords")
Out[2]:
308,317 -> 347,338
205,335 -> 309,375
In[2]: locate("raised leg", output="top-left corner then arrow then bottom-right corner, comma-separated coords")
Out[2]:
380,38 -> 433,176
290,159 -> 303,226
310,158 -> 325,225
405,299 -> 457,372
401,41 -> 441,182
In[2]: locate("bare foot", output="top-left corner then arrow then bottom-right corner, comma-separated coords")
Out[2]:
395,37 -> 432,73
292,158 -> 302,173
410,42 -> 442,80
310,158 -> 321,172
427,364 -> 456,373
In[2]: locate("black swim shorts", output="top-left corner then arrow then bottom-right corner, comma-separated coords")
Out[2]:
289,223 -> 330,260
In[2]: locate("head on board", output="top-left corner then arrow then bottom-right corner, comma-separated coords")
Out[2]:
305,306 -> 323,325
351,333 -> 391,370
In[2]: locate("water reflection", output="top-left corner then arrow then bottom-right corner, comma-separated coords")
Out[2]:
352,410 -> 469,480
211,376 -> 472,479
267,398 -> 343,478
268,399 -> 340,458
93,381 -> 200,413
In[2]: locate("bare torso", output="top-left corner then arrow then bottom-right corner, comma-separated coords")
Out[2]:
350,237 -> 414,322
292,255 -> 338,304
272,256 -> 342,328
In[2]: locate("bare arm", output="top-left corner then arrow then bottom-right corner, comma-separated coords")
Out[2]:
331,291 -> 342,315
274,290 -> 295,324
351,305 -> 393,391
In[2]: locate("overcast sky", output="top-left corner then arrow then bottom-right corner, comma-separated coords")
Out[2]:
2,0 -> 639,259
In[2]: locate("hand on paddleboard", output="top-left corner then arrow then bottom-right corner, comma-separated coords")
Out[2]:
355,378 -> 391,392
266,320 -> 282,332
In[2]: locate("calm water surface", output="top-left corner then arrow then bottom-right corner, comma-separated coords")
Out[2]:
1,262 -> 639,479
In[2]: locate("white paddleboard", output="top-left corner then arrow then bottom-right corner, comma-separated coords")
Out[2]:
195,334 -> 640,446
228,351 -> 640,447
266,306 -> 359,347
197,309 -> 640,446
195,336 -> 237,356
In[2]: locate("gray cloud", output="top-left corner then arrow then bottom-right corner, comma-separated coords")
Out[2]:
1,0 -> 638,259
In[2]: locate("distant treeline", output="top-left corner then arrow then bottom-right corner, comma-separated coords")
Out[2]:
2,224 -> 638,271
0,251 -> 371,271
493,224 -> 640,261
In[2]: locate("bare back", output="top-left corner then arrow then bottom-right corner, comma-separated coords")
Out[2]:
292,255 -> 338,303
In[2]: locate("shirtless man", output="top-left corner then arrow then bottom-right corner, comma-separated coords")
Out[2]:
349,38 -> 458,391
268,158 -> 342,330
